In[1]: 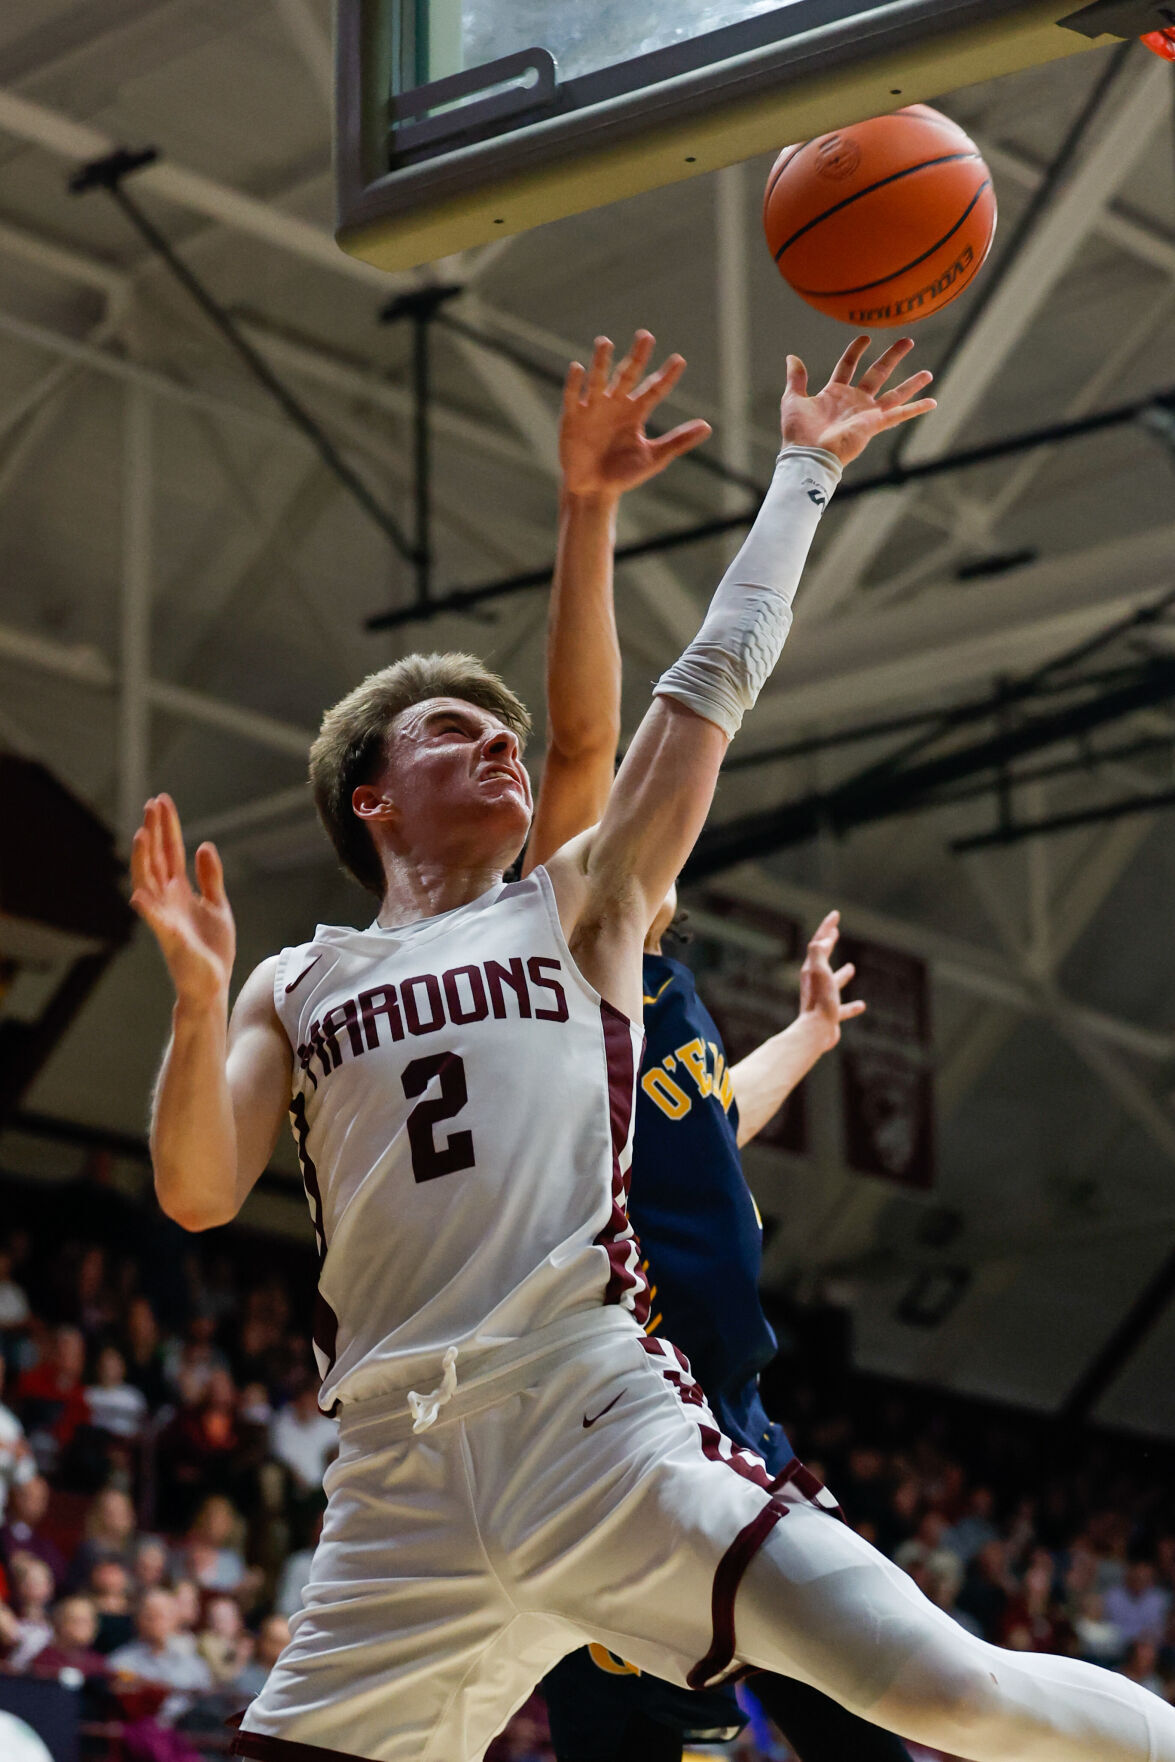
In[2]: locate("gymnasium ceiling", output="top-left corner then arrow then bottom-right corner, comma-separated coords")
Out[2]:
2,1 -> 1175,1428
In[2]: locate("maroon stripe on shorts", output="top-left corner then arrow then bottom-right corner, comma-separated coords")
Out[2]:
687,1498 -> 789,1689
593,1001 -> 650,1324
232,1731 -> 374,1762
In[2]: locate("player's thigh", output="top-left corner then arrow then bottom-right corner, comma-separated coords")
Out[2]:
734,1500 -> 986,1712
497,1331 -> 780,1688
240,1418 -> 564,1762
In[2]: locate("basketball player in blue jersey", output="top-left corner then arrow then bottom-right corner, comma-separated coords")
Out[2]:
130,330 -> 1175,1762
524,329 -> 910,1762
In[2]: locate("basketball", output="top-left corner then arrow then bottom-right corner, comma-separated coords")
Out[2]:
764,105 -> 997,327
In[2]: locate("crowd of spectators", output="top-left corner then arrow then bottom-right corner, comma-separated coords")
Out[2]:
2,1164 -> 1175,1761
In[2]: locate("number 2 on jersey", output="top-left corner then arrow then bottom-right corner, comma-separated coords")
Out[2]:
401,1052 -> 476,1183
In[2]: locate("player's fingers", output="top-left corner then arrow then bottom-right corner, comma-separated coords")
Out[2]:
648,418 -> 712,466
562,361 -> 586,414
143,799 -> 170,894
878,397 -> 938,430
834,961 -> 856,991
195,841 -> 227,907
130,827 -> 155,898
613,329 -> 655,396
634,353 -> 687,411
157,792 -> 186,881
859,337 -> 914,396
784,354 -> 808,398
830,335 -> 871,385
879,370 -> 934,410
587,336 -> 613,398
839,999 -> 867,1020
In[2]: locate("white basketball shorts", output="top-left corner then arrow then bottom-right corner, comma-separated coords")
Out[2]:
232,1307 -> 840,1762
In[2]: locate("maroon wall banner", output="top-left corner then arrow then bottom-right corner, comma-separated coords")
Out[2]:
838,935 -> 935,1191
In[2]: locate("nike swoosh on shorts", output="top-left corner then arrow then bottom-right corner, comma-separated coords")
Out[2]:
582,1391 -> 625,1429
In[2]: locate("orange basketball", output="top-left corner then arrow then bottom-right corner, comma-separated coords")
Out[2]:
764,105 -> 997,327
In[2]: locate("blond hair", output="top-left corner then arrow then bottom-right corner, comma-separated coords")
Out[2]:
309,653 -> 531,895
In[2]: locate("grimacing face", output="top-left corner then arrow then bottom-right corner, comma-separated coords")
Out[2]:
353,697 -> 533,875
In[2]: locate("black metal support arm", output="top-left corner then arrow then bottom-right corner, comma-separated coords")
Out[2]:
70,147 -> 420,564
366,384 -> 1175,632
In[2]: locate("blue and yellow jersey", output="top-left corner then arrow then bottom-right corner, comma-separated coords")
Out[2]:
632,951 -> 784,1462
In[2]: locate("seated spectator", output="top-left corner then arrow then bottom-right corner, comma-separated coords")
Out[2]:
196,1593 -> 253,1686
0,1354 -> 35,1521
955,1537 -> 1014,1640
1073,1589 -> 1126,1664
1122,1636 -> 1165,1697
895,1510 -> 962,1589
30,1593 -> 109,1680
14,1327 -> 88,1475
1000,1556 -> 1067,1654
1105,1558 -> 1172,1646
109,1588 -> 214,1727
86,1345 -> 148,1441
0,1240 -> 30,1332
69,1486 -> 138,1590
132,1535 -> 170,1597
90,1558 -> 135,1655
0,1475 -> 68,1583
162,1314 -> 228,1407
157,1369 -> 240,1529
943,1485 -> 1000,1565
5,1551 -> 55,1670
232,1613 -> 289,1701
121,1296 -> 171,1413
171,1579 -> 203,1656
176,1495 -> 257,1599
269,1372 -> 337,1506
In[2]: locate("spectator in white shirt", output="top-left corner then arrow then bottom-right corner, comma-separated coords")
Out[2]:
269,1378 -> 337,1500
85,1346 -> 148,1441
0,1355 -> 34,1521
5,1552 -> 55,1671
108,1589 -> 213,1725
0,1244 -> 30,1331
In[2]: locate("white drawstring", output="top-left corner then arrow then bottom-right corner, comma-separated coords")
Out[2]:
407,1346 -> 459,1433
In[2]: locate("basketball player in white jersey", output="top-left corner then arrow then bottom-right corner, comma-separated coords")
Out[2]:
132,334 -> 1175,1762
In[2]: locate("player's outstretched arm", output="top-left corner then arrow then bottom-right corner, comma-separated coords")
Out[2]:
524,330 -> 710,873
131,795 -> 292,1231
730,910 -> 865,1146
547,337 -> 935,1019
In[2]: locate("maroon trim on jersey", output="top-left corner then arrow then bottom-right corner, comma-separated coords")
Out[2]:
593,1000 -> 650,1325
232,1731 -> 373,1762
289,1094 -> 341,1413
772,1455 -> 847,1524
639,1336 -> 774,1493
686,1497 -> 788,1689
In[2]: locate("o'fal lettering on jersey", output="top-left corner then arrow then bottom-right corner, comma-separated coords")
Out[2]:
640,1036 -> 733,1121
296,954 -> 569,1087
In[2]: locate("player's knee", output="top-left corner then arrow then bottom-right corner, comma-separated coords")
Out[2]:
878,1645 -> 1003,1744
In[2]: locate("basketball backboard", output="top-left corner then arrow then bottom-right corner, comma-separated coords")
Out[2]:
335,0 -> 1171,270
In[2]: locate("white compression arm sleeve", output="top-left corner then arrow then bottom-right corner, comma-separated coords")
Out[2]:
653,444 -> 842,739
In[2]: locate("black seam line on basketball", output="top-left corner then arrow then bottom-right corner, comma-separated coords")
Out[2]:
771,153 -> 981,264
764,143 -> 804,206
788,178 -> 991,299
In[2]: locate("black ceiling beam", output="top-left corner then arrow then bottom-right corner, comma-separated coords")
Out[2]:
365,384 -> 1175,632
683,661 -> 1175,879
952,784 -> 1175,851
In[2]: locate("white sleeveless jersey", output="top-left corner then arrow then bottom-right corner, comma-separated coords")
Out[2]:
272,868 -> 648,1410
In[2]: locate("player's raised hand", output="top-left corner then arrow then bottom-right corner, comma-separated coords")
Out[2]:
130,794 -> 236,1008
559,330 -> 712,497
779,336 -> 936,467
798,911 -> 866,1050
